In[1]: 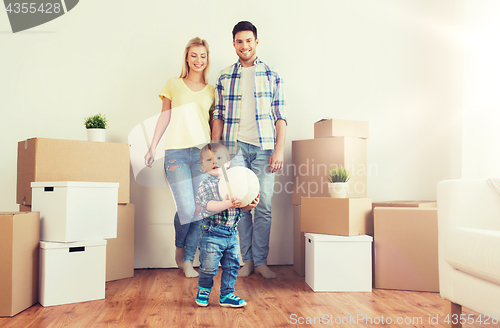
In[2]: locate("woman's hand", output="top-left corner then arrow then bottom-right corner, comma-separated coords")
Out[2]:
194,203 -> 201,216
145,148 -> 156,167
145,98 -> 172,168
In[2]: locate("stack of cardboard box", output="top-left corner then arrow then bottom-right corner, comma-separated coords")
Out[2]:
290,120 -> 439,293
292,119 -> 373,292
17,138 -> 135,283
292,119 -> 371,276
13,138 -> 134,308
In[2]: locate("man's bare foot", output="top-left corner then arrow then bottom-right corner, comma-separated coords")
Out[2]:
183,261 -> 199,278
255,264 -> 277,279
238,261 -> 254,277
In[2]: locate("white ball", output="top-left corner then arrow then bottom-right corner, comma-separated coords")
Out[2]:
218,166 -> 260,207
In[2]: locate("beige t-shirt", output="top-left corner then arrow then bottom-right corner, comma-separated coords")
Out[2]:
237,66 -> 260,146
159,78 -> 214,150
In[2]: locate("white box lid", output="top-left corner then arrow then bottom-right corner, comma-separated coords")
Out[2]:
40,239 -> 107,249
304,233 -> 373,242
31,181 -> 119,188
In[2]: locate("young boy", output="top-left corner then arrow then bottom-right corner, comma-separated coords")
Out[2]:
195,143 -> 259,307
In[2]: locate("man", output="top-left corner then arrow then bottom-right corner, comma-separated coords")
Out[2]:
212,21 -> 287,279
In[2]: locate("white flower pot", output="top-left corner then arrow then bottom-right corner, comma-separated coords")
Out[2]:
87,128 -> 106,142
328,182 -> 348,198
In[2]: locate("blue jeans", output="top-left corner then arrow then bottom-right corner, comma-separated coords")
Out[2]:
198,222 -> 240,294
164,148 -> 206,262
230,141 -> 275,266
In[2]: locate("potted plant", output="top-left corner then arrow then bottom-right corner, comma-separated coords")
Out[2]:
84,113 -> 108,142
327,165 -> 350,198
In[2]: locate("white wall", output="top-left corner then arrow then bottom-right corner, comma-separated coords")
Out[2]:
0,0 -> 464,268
462,0 -> 500,178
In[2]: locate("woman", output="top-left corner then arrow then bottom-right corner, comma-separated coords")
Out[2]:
145,37 -> 214,278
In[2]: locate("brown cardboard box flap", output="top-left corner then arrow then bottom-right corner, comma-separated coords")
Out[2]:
372,200 -> 437,209
314,118 -> 369,139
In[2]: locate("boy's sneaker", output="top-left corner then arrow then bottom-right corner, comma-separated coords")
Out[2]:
196,287 -> 211,307
220,293 -> 247,308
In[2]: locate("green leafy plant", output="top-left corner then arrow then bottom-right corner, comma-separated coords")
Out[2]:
84,113 -> 108,129
327,165 -> 350,183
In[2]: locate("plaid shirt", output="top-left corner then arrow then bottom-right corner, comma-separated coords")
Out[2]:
195,175 -> 241,227
214,58 -> 287,153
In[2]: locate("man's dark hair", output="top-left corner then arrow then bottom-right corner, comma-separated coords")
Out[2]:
232,21 -> 257,40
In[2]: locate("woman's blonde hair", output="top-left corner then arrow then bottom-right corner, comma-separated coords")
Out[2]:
180,37 -> 210,83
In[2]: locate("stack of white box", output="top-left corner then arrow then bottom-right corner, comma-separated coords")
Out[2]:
31,181 -> 119,307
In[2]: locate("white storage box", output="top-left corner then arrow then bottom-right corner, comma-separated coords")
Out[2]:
31,181 -> 119,242
305,233 -> 372,292
39,240 -> 107,307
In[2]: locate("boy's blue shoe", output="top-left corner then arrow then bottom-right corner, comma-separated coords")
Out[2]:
220,293 -> 247,308
196,287 -> 211,307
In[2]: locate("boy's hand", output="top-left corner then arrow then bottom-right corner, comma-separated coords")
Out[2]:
242,193 -> 260,211
223,195 -> 242,209
230,196 -> 242,208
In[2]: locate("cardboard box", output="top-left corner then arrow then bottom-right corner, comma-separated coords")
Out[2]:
17,138 -> 130,205
305,233 -> 372,292
39,240 -> 107,307
0,212 -> 40,317
32,181 -> 119,242
293,204 -> 305,277
301,197 -> 373,236
371,201 -> 437,282
372,200 -> 437,209
374,207 -> 439,292
19,204 -> 31,212
314,118 -> 369,139
106,203 -> 135,282
292,137 -> 367,204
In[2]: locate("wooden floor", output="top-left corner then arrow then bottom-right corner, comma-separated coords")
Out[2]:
1,266 -> 497,328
